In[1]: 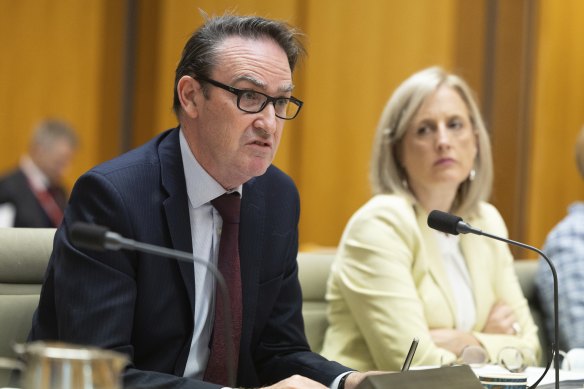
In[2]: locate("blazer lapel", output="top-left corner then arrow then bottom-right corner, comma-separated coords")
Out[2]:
459,228 -> 491,328
416,208 -> 457,323
159,129 -> 196,313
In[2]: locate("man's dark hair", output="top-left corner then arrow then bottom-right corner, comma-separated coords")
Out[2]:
172,13 -> 306,117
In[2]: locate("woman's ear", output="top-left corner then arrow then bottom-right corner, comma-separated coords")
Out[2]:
177,76 -> 202,119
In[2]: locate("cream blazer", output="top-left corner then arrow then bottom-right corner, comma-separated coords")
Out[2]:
321,194 -> 541,371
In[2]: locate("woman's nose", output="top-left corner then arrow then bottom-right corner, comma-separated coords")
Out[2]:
436,125 -> 451,148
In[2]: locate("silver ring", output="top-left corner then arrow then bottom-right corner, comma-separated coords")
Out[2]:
512,322 -> 522,335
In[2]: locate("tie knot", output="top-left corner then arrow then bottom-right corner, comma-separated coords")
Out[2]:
212,193 -> 241,223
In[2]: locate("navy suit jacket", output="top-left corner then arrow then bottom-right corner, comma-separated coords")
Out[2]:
30,128 -> 349,388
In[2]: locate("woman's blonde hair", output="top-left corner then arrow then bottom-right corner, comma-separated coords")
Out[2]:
370,66 -> 493,217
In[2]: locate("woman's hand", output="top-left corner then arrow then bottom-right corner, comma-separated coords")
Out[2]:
482,301 -> 517,334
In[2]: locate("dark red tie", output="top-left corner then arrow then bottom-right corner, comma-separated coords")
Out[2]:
35,187 -> 64,227
204,193 -> 242,385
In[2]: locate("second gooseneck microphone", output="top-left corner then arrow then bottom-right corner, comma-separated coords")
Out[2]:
427,210 -> 559,389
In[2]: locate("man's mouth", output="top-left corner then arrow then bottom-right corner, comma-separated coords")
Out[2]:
249,140 -> 271,148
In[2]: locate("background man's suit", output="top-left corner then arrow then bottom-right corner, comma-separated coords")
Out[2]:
0,169 -> 67,227
30,128 -> 349,388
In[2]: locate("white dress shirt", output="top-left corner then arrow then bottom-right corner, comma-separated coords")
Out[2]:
20,154 -> 51,192
179,130 -> 242,378
178,130 -> 346,387
434,231 -> 476,331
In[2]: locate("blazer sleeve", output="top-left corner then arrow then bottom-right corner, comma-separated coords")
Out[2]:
329,196 -> 456,370
326,197 -> 541,370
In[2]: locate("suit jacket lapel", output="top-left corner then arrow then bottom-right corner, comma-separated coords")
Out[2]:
239,176 -> 264,346
159,129 -> 196,313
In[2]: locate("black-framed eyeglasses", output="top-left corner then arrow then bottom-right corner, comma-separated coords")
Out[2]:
196,76 -> 303,120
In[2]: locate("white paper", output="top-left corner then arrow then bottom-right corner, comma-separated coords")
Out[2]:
0,202 -> 16,227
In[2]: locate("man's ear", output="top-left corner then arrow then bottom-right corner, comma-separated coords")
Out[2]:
177,75 -> 202,119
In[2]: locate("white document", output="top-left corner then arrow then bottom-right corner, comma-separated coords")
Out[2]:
0,202 -> 16,227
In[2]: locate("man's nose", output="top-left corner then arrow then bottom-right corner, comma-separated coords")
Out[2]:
255,102 -> 278,135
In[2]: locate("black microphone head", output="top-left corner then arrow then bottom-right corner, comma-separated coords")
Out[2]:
427,210 -> 462,235
69,222 -> 110,251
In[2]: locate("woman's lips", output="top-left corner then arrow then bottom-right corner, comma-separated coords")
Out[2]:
434,157 -> 455,166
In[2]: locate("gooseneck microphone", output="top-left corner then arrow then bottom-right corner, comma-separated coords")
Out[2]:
428,210 -> 559,389
69,222 -> 236,388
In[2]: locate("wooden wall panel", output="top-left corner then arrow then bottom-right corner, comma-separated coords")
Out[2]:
2,0 -> 583,254
526,0 -> 584,252
298,0 -> 476,247
485,0 -> 533,256
0,0 -> 125,190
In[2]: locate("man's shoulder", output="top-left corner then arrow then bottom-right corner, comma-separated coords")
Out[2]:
545,206 -> 584,246
265,164 -> 293,182
253,164 -> 296,188
0,168 -> 27,190
244,165 -> 298,204
90,128 -> 176,176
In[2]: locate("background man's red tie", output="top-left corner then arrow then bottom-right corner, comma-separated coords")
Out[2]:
35,186 -> 64,227
204,193 -> 242,385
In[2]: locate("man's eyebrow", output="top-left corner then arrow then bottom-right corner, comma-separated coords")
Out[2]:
234,75 -> 295,93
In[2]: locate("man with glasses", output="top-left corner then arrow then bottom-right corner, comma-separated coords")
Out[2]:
30,13 -> 379,389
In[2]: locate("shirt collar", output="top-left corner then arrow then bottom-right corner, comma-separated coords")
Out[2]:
19,155 -> 50,191
179,129 -> 242,209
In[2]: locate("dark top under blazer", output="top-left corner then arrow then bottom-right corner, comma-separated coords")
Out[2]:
30,128 -> 349,388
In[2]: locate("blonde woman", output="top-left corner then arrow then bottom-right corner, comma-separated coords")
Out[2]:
321,67 -> 541,371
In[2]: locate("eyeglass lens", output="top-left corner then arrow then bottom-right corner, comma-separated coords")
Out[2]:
238,91 -> 299,119
497,347 -> 536,373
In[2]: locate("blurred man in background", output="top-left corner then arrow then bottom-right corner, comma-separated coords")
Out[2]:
0,119 -> 78,227
536,125 -> 584,351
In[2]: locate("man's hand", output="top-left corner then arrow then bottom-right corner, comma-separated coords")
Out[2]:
343,371 -> 388,389
263,374 -> 328,389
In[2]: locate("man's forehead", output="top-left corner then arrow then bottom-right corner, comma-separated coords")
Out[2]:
213,36 -> 293,90
232,75 -> 294,92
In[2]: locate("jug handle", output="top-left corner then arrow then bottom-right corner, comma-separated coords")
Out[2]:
0,357 -> 25,371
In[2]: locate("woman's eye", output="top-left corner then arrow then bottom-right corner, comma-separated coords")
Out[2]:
416,125 -> 430,135
449,119 -> 464,129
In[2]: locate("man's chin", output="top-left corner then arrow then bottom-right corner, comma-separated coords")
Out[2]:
247,157 -> 272,177
249,165 -> 270,178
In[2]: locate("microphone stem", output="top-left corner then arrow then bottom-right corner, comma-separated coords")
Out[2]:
119,238 -> 236,387
479,230 -> 560,389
